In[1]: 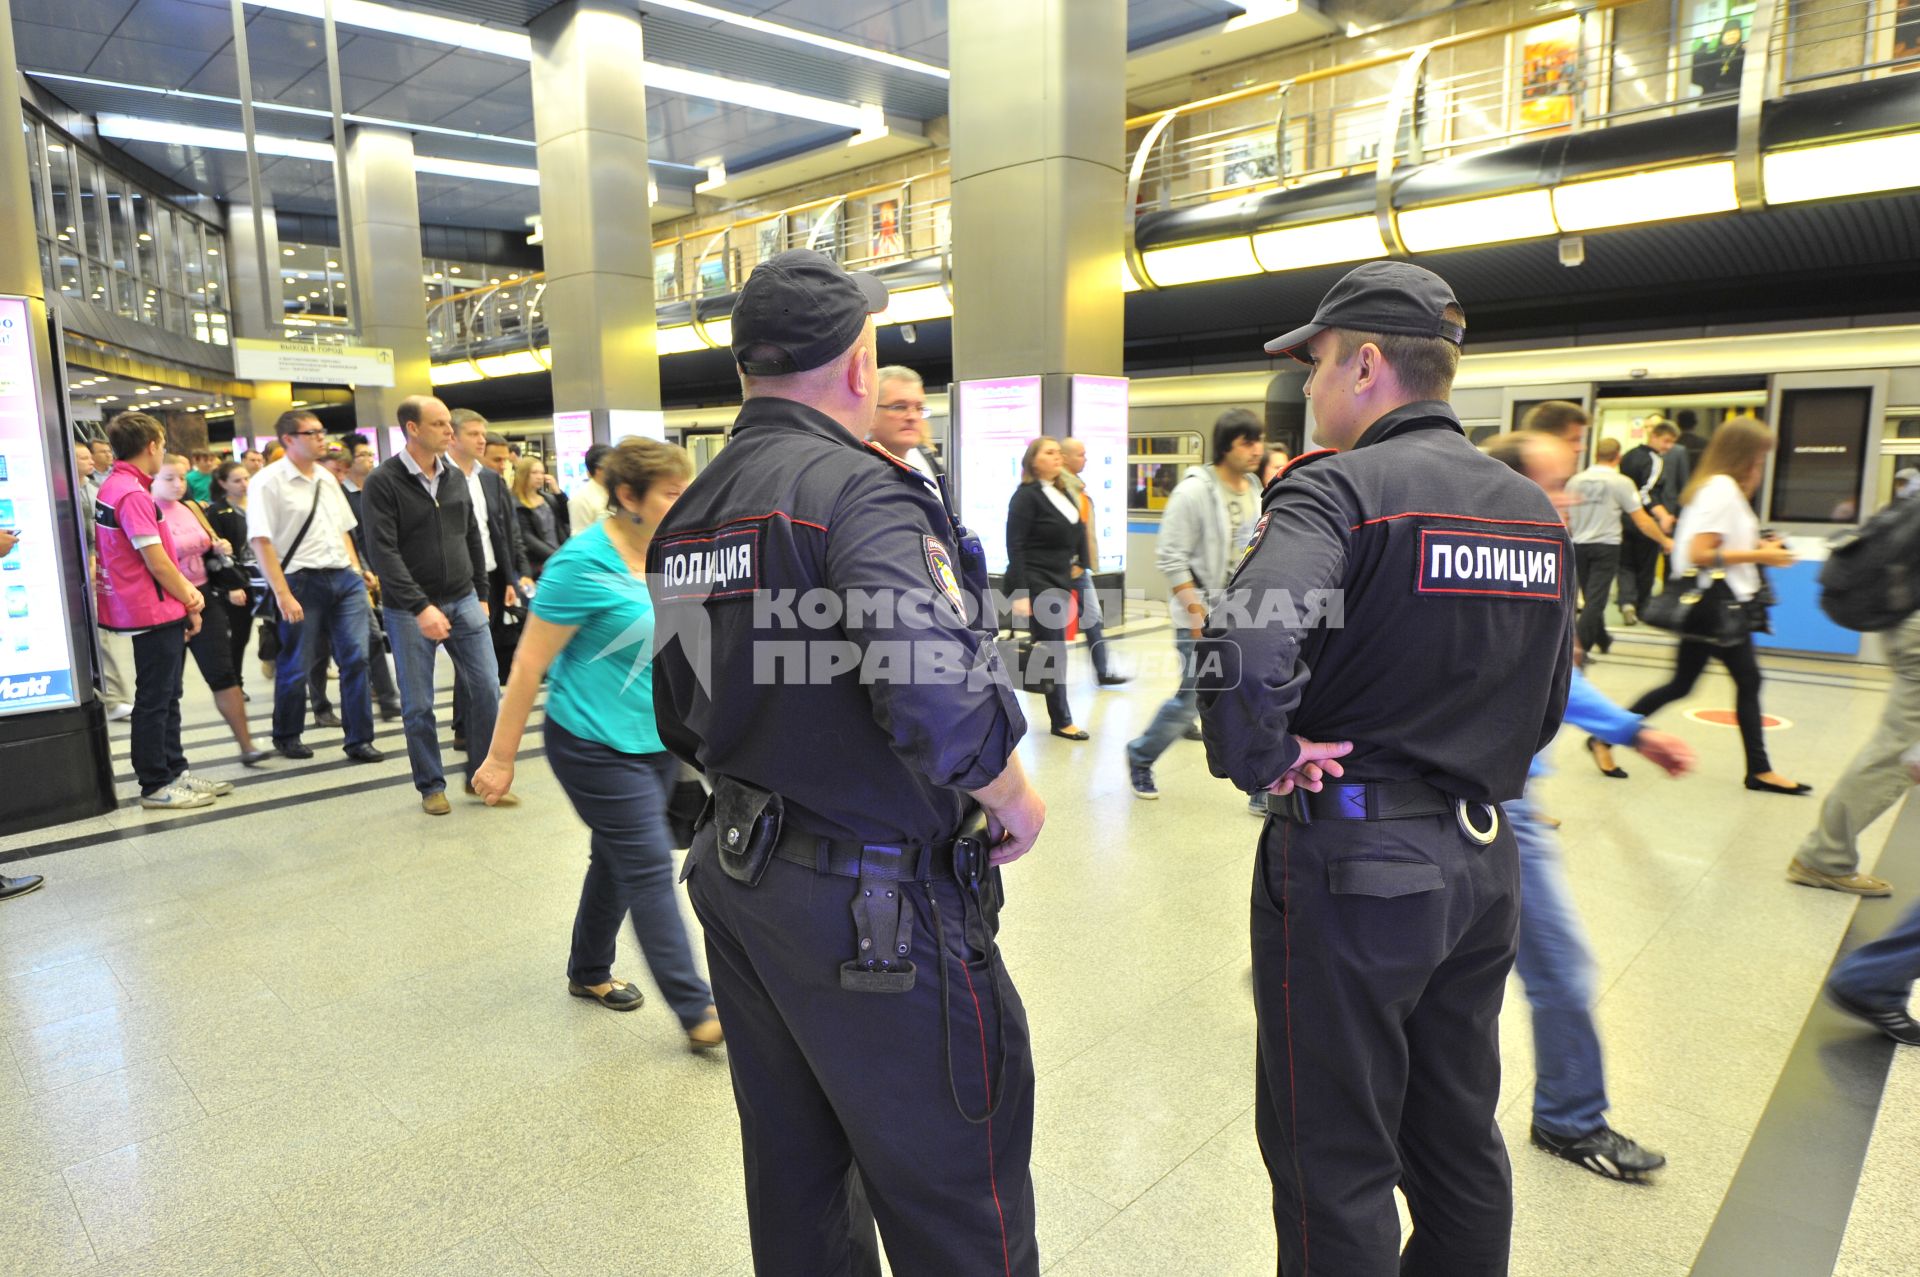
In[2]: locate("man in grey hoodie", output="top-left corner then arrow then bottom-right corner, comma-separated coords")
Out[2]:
1127,409 -> 1266,797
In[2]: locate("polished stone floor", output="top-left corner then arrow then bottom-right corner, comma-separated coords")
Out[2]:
1,618 -> 1913,1276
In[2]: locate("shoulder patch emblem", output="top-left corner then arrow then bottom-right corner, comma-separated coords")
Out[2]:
924,536 -> 966,618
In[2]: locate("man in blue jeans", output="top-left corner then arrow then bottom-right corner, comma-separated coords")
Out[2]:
360,394 -> 505,816
1128,410 -> 1265,798
1826,741 -> 1920,1046
1486,428 -> 1694,1181
247,409 -> 384,764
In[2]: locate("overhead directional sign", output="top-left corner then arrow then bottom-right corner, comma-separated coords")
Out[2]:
233,338 -> 396,387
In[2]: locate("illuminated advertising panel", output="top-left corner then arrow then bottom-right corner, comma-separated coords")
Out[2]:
1069,374 -> 1129,573
954,376 -> 1044,573
553,411 -> 596,495
0,296 -> 81,715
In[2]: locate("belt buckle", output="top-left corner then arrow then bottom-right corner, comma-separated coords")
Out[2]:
1455,799 -> 1499,845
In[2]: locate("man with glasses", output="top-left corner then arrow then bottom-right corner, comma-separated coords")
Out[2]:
869,365 -> 943,481
248,410 -> 385,764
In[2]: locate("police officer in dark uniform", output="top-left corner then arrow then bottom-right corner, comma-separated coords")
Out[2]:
648,249 -> 1047,1277
1196,261 -> 1573,1275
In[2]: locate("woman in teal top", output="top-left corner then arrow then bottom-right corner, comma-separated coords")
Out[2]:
473,438 -> 720,1050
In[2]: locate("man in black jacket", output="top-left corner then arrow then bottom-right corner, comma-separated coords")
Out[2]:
448,411 -> 533,749
361,395 -> 510,816
1617,419 -> 1687,622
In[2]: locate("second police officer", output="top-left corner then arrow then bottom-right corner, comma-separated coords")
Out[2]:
648,249 -> 1048,1277
1197,261 -> 1574,1275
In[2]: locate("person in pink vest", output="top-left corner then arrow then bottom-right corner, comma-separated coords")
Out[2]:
93,413 -> 231,810
154,453 -> 271,767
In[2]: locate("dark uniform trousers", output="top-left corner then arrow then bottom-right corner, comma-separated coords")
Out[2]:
1250,812 -> 1520,1277
685,836 -> 1039,1277
1616,523 -> 1664,614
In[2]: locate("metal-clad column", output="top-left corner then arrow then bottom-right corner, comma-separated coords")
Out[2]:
529,0 -> 660,445
343,126 -> 432,442
949,0 -> 1126,415
0,0 -> 43,299
226,205 -> 294,439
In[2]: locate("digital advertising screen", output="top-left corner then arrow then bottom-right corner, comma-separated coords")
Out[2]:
384,427 -> 406,461
553,411 -> 595,495
0,295 -> 81,715
954,376 -> 1044,574
608,409 -> 667,443
1069,374 -> 1129,573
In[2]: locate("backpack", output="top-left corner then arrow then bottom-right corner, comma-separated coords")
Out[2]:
1818,498 -> 1920,632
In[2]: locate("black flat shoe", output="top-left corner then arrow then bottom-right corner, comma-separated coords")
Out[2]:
1096,673 -> 1131,686
277,739 -> 314,760
1586,737 -> 1628,779
343,743 -> 387,763
1746,776 -> 1813,795
1050,727 -> 1090,741
569,979 -> 645,1011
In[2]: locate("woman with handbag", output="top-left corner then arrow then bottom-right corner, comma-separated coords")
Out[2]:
1006,437 -> 1089,740
1622,418 -> 1808,794
156,455 -> 272,766
205,461 -> 258,697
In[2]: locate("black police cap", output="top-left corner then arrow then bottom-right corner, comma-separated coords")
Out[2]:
730,249 -> 890,376
1263,260 -> 1466,364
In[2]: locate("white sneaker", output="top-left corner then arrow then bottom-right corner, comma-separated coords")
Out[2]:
140,785 -> 216,810
176,771 -> 234,797
104,703 -> 133,722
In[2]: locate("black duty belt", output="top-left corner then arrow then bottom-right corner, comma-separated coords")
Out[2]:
1266,779 -> 1500,845
771,825 -> 988,890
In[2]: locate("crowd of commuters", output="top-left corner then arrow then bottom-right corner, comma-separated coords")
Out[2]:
24,250 -> 1919,1277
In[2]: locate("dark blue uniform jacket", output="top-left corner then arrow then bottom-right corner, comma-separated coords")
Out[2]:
1197,401 -> 1573,805
649,396 -> 1027,846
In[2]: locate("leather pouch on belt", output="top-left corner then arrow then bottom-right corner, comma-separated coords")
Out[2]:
840,848 -> 917,994
710,776 -> 783,886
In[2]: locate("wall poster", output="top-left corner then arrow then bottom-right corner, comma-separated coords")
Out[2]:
1517,17 -> 1580,128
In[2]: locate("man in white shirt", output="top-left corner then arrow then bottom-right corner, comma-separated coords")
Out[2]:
1565,435 -> 1669,656
247,410 -> 385,763
568,443 -> 611,534
869,365 -> 943,481
448,410 -> 534,741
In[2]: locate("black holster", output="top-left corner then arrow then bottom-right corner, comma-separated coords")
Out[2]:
706,775 -> 783,886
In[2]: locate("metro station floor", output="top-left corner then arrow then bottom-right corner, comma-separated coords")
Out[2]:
1,618 -> 1915,1277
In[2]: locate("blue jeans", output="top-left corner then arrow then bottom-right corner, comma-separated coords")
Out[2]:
1126,627 -> 1198,770
1831,898 -> 1920,1011
274,568 -> 372,750
1071,571 -> 1112,679
546,718 -> 713,1027
1506,792 -> 1608,1138
383,595 -> 497,796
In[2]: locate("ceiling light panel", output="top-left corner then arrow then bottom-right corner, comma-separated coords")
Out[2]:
637,0 -> 947,79
1250,216 -> 1387,271
1763,132 -> 1920,205
1396,190 -> 1558,253
1551,161 -> 1738,233
1140,237 -> 1263,287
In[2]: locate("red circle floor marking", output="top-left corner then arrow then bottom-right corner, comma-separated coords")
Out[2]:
1685,708 -> 1789,729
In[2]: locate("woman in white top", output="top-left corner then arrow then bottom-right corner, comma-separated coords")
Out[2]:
1627,417 -> 1808,794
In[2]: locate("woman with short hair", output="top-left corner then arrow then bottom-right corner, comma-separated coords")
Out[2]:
473,438 -> 721,1050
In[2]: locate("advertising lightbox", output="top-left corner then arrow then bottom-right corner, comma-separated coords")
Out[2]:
1069,374 -> 1129,573
0,296 -> 81,715
954,376 -> 1044,573
553,411 -> 595,495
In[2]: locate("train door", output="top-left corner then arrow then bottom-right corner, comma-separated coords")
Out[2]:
1504,382 -> 1592,459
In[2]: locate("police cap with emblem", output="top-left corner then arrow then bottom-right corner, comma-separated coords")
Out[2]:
1262,260 -> 1466,364
731,249 -> 890,376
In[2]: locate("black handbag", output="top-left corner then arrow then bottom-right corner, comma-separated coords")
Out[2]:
185,502 -> 252,598
1641,570 -> 1758,646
